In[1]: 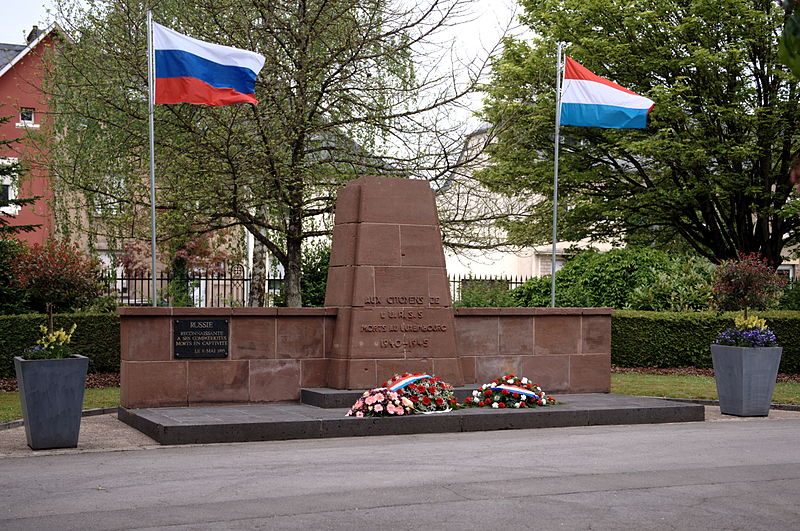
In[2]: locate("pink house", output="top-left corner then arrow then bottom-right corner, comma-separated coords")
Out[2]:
0,25 -> 60,244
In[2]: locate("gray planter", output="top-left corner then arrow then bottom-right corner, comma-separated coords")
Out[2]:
710,345 -> 782,417
13,355 -> 88,450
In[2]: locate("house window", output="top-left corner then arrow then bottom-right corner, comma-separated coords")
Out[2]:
0,158 -> 19,214
16,108 -> 40,129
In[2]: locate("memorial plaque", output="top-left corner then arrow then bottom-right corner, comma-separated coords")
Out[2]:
173,319 -> 229,359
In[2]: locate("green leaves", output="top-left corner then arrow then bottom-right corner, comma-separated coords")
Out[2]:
480,0 -> 800,265
779,9 -> 800,79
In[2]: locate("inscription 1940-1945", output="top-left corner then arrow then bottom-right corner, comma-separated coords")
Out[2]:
174,319 -> 229,359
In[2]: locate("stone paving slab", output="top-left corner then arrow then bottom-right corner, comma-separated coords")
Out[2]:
118,393 -> 705,445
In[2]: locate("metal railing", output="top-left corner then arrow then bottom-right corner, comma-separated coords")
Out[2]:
100,268 -> 532,307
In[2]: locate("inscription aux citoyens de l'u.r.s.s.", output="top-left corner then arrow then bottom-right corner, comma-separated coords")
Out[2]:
360,298 -> 448,349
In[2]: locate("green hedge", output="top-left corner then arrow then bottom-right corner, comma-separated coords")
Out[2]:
612,310 -> 800,374
0,313 -> 120,378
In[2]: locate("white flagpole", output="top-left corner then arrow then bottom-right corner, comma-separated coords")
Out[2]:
146,10 -> 158,306
550,42 -> 565,308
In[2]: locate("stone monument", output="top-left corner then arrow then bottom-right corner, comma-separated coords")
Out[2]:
324,176 -> 464,389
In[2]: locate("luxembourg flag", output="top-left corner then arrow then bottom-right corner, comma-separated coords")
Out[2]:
560,57 -> 654,129
153,22 -> 265,106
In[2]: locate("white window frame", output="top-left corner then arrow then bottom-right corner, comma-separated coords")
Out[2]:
0,157 -> 20,215
16,107 -> 40,129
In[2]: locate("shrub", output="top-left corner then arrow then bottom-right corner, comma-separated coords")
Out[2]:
0,313 -> 120,377
513,247 -> 679,308
627,255 -> 715,311
711,252 -> 786,313
612,310 -> 800,373
0,238 -> 31,314
455,278 -> 520,307
11,239 -> 105,313
777,280 -> 800,310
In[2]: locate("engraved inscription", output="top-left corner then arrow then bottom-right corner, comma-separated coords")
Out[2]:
174,319 -> 229,358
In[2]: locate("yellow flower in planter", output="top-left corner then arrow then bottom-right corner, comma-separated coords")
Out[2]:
28,323 -> 77,359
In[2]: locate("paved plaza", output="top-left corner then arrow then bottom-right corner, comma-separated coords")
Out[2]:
1,408 -> 799,530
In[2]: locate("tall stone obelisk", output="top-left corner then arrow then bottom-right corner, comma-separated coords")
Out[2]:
324,176 -> 463,389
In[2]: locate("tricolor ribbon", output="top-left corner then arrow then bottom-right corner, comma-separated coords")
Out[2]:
495,385 -> 543,398
388,374 -> 433,391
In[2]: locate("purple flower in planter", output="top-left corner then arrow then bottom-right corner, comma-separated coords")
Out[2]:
714,326 -> 778,348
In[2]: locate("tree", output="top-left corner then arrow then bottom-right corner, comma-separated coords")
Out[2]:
479,0 -> 800,266
47,0 -> 495,306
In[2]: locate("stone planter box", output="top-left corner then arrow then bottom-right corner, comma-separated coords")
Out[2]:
13,355 -> 88,450
711,345 -> 782,417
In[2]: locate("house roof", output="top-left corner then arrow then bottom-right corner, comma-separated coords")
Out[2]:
0,44 -> 26,70
0,24 -> 60,80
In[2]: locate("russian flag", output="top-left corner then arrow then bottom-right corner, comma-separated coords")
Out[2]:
153,22 -> 265,106
560,57 -> 654,129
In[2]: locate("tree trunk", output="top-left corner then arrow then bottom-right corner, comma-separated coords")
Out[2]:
249,235 -> 268,307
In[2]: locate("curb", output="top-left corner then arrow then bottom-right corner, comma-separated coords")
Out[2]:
0,406 -> 120,432
655,397 -> 800,412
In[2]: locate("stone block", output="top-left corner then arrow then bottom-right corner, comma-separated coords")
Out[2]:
120,361 -> 187,408
534,316 -> 580,355
499,316 -> 534,355
329,223 -> 358,267
120,317 -> 171,361
301,359 -> 329,388
323,266 -> 354,307
582,315 -> 611,354
345,359 -> 377,389
250,359 -> 302,402
569,354 -> 611,393
187,360 -> 249,403
231,317 -> 275,360
460,356 -> 476,384
520,355 -> 570,393
400,225 -> 446,267
475,356 -> 524,382
332,181 -> 361,224
276,316 -> 325,359
354,223 -> 402,266
355,176 -> 438,225
455,316 -> 499,356
431,357 -> 464,385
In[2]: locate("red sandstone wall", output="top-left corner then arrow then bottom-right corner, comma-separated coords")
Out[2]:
454,308 -> 611,394
119,307 -> 337,408
119,307 -> 611,408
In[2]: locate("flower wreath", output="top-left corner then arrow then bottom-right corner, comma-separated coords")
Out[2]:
465,374 -> 555,409
346,388 -> 415,417
382,373 -> 458,413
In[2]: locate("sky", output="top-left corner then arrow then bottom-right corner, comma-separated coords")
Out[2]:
0,0 -> 525,48
0,0 -> 51,45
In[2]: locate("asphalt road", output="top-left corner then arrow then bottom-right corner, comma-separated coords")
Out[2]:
2,416 -> 800,530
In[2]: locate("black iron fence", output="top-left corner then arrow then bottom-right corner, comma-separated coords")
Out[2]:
100,268 -> 532,307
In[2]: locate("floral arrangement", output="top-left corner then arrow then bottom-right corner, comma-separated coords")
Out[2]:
346,387 -> 415,417
23,324 -> 77,360
714,314 -> 778,348
382,373 -> 458,412
465,374 -> 555,409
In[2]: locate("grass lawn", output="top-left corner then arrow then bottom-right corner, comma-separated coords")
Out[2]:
611,373 -> 800,405
0,388 -> 120,424
1,374 -> 798,424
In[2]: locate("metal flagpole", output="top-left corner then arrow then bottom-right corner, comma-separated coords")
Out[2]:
146,10 -> 158,306
550,42 -> 565,308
